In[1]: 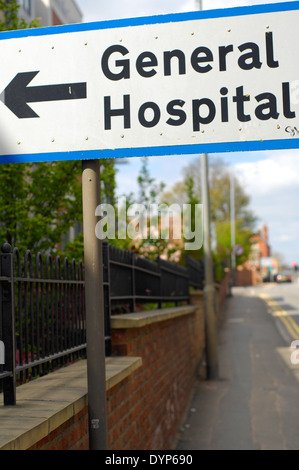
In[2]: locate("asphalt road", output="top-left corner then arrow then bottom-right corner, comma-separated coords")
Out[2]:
176,282 -> 299,450
242,280 -> 299,345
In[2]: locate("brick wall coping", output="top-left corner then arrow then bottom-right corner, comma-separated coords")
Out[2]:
0,356 -> 142,450
110,305 -> 197,329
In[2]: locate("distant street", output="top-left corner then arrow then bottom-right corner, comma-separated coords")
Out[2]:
177,283 -> 299,450
240,280 -> 299,345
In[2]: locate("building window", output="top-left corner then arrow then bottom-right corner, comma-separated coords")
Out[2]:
21,0 -> 31,15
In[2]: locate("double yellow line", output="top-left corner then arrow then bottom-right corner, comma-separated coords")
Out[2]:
259,293 -> 299,340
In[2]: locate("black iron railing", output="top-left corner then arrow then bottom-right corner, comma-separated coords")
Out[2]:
0,243 -> 86,405
186,255 -> 205,290
105,243 -> 191,312
0,242 -> 205,405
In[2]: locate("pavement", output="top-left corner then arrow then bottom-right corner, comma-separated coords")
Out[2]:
176,285 -> 299,450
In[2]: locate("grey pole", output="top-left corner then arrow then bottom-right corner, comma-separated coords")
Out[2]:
201,154 -> 219,380
230,171 -> 236,285
198,0 -> 218,380
82,159 -> 108,450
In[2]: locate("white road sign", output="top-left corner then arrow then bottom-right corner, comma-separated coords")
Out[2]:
0,1 -> 299,163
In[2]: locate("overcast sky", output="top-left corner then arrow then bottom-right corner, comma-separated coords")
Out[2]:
76,0 -> 291,22
75,0 -> 299,266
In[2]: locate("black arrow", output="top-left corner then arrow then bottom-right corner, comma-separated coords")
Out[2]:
0,71 -> 87,118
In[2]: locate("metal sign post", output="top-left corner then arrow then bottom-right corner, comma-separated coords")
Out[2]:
201,153 -> 219,380
82,159 -> 107,450
198,0 -> 218,380
230,171 -> 236,286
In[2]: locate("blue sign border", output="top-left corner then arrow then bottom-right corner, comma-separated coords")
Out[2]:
0,1 -> 299,163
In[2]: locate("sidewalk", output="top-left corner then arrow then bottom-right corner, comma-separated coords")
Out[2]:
176,288 -> 299,450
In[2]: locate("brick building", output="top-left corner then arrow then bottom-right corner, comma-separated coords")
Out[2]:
18,0 -> 82,26
251,223 -> 271,260
247,223 -> 277,282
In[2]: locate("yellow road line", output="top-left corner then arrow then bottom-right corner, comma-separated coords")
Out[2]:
259,293 -> 299,340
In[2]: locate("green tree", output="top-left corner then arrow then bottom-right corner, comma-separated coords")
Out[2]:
215,220 -> 252,267
137,157 -> 165,206
0,2 -> 118,259
62,159 -> 118,259
163,157 -> 257,270
0,160 -> 84,254
179,174 -> 203,265
131,157 -> 180,261
0,163 -> 28,246
183,157 -> 256,230
0,0 -> 39,30
0,0 -> 39,248
100,159 -> 117,206
24,161 -> 83,252
110,157 -> 173,258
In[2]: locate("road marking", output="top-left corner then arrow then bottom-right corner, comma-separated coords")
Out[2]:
259,293 -> 299,339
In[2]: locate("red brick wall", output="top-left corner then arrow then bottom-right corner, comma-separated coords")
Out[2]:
27,295 -> 206,450
28,407 -> 89,450
109,306 -> 204,450
235,268 -> 261,286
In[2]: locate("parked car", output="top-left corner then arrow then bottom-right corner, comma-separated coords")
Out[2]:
276,271 -> 292,283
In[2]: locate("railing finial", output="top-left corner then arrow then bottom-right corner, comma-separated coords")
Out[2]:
1,243 -> 12,254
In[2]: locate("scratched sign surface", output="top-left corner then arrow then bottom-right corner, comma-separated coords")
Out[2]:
0,1 -> 298,163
